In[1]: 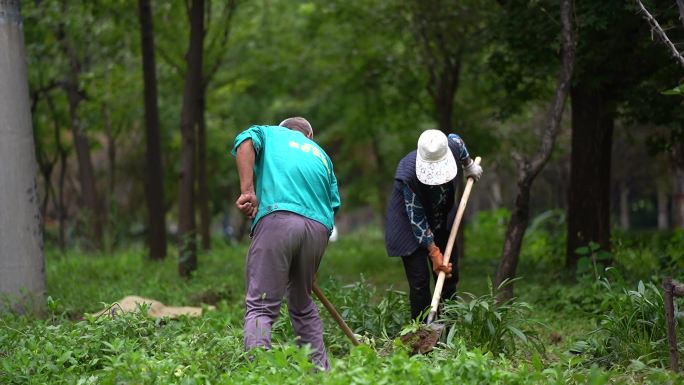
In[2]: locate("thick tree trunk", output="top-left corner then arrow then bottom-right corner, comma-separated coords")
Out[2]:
138,0 -> 168,260
198,88 -> 211,250
0,0 -> 47,313
178,0 -> 205,277
495,0 -> 575,300
566,84 -> 614,272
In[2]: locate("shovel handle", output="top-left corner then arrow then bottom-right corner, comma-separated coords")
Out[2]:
427,156 -> 481,324
313,283 -> 361,346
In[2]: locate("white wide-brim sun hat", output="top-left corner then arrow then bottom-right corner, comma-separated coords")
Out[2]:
416,129 -> 457,185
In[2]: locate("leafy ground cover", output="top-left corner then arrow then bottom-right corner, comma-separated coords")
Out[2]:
3,213 -> 684,384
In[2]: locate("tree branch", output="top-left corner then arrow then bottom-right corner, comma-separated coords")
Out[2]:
204,0 -> 237,85
635,0 -> 684,69
156,45 -> 185,76
677,0 -> 684,29
527,0 -> 576,180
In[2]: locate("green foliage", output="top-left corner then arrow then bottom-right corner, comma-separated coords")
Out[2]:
662,84 -> 684,96
466,208 -> 565,266
575,242 -> 612,281
1,307 -> 246,384
613,230 -> 684,280
465,208 -> 510,260
575,280 -> 679,369
320,278 -> 410,343
6,228 -> 684,383
521,210 -> 566,266
439,279 -> 544,357
529,275 -> 615,316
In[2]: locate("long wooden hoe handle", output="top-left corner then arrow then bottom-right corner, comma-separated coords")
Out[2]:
426,156 -> 481,325
313,283 -> 361,346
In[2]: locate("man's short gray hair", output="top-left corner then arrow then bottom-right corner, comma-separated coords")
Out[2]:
279,117 -> 313,137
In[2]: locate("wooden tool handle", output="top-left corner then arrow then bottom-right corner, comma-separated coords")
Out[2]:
427,156 -> 481,324
313,283 -> 361,346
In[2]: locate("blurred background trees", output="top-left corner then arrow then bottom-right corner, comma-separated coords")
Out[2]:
19,0 -> 684,279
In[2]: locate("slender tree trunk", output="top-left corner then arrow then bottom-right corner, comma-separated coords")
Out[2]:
102,105 -> 115,246
57,149 -> 67,251
103,105 -> 116,196
0,0 -> 47,314
495,0 -> 575,300
57,17 -> 103,250
46,92 -> 67,251
65,82 -> 102,249
496,182 -> 531,297
197,87 -> 211,250
658,182 -> 669,230
490,174 -> 503,208
620,182 -> 630,230
138,0 -> 167,260
566,84 -> 614,273
30,90 -> 56,229
178,0 -> 205,277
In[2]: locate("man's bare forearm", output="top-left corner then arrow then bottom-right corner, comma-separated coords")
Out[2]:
236,139 -> 256,194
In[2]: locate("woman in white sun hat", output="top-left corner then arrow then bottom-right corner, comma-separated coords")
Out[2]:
385,129 -> 482,320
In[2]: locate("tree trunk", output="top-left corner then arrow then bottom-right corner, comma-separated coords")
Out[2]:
178,0 -> 205,277
566,84 -> 614,272
495,0 -> 575,300
102,104 -> 115,245
57,17 -> 103,250
65,82 -> 102,249
57,147 -> 67,251
495,182 -> 531,298
620,182 -> 630,230
197,87 -> 211,250
658,182 -> 669,230
433,56 -> 461,135
0,0 -> 47,314
103,105 -> 116,197
138,0 -> 168,260
46,92 -> 67,251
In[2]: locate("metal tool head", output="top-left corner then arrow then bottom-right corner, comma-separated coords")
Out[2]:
399,322 -> 445,355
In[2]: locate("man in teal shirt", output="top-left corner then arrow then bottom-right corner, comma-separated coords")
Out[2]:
231,117 -> 340,370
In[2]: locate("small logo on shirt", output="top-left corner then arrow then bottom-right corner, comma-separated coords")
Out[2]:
289,141 -> 331,173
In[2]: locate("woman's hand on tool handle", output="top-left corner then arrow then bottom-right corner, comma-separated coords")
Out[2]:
462,157 -> 483,181
427,243 -> 453,278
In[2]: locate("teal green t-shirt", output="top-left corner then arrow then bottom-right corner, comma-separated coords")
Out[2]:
231,125 -> 341,232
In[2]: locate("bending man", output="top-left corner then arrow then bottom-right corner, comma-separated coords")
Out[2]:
231,117 -> 340,370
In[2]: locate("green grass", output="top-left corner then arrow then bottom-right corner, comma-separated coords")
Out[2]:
2,224 -> 684,384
